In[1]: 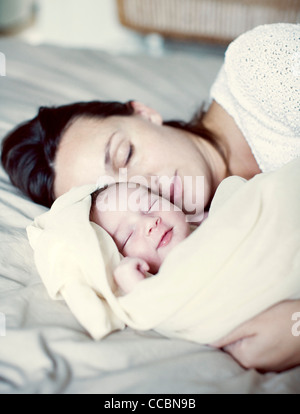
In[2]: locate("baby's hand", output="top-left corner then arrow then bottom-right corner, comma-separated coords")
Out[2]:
114,257 -> 150,295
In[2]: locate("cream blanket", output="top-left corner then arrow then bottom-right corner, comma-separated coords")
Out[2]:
27,159 -> 300,343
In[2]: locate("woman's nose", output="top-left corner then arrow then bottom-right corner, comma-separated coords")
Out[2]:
145,217 -> 161,236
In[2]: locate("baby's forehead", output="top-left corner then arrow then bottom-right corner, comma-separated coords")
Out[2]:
99,182 -> 150,198
96,182 -> 154,212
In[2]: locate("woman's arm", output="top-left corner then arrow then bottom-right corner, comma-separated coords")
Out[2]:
213,300 -> 300,372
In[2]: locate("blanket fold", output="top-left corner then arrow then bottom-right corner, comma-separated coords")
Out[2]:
27,159 -> 300,342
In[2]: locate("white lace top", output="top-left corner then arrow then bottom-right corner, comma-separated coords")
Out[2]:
210,23 -> 300,173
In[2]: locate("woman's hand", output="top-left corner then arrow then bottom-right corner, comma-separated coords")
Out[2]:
212,300 -> 300,372
114,257 -> 150,295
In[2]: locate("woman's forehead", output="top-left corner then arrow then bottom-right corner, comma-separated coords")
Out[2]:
54,117 -> 110,196
56,117 -> 95,150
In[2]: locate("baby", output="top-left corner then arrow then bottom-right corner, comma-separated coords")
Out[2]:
90,182 -> 193,294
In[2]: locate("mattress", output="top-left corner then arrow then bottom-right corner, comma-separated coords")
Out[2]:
0,39 -> 299,394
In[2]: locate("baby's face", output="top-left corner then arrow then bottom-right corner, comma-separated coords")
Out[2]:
91,183 -> 191,273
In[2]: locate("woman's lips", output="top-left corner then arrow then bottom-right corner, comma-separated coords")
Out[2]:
157,228 -> 173,249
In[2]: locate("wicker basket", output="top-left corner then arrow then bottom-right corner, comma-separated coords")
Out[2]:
116,0 -> 300,44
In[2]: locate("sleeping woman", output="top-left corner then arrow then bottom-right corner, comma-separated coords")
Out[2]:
1,23 -> 300,372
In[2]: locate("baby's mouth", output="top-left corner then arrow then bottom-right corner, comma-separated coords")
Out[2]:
157,228 -> 173,249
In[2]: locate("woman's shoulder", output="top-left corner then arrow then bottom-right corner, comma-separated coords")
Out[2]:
226,23 -> 299,58
209,23 -> 300,172
224,23 -> 299,90
219,23 -> 299,131
211,23 -> 299,106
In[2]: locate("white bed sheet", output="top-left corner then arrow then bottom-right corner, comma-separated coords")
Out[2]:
0,39 -> 299,394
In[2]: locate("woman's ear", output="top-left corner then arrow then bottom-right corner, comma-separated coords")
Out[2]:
131,101 -> 163,125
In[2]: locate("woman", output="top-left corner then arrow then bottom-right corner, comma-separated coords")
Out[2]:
2,24 -> 300,371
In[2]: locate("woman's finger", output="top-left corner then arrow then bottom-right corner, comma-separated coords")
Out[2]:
211,320 -> 256,348
222,335 -> 260,370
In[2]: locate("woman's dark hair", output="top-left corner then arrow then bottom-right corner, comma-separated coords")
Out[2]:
1,100 -> 228,208
1,101 -> 134,207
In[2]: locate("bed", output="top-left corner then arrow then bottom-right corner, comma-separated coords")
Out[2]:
116,0 -> 300,44
0,38 -> 299,394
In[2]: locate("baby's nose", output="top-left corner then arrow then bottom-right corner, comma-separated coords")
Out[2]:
146,217 -> 161,236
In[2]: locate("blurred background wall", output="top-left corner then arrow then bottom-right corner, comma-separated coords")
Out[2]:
0,0 -> 145,53
0,0 -> 299,55
0,0 -> 35,30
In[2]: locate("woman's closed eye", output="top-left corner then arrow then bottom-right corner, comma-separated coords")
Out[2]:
126,144 -> 134,165
115,140 -> 134,169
